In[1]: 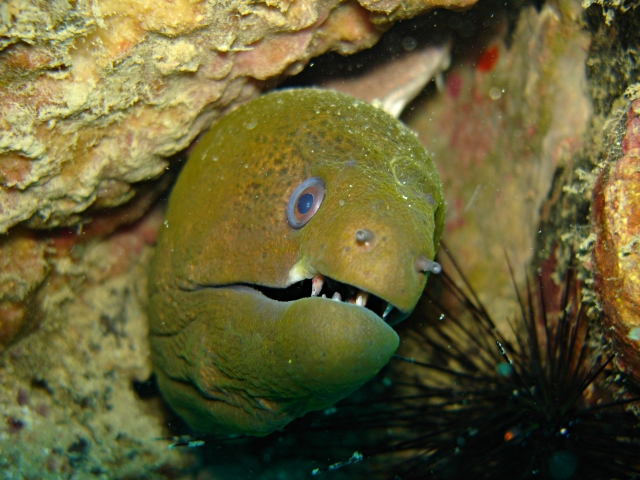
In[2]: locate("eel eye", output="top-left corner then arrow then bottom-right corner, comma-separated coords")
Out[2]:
286,177 -> 325,229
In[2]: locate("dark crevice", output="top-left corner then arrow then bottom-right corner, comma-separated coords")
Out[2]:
132,375 -> 161,400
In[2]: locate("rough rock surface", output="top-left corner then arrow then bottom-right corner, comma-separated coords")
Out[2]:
0,0 -> 476,235
537,0 -> 640,387
0,207 -> 200,478
0,230 -> 49,346
592,98 -> 640,384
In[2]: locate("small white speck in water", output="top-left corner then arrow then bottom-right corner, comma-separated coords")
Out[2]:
489,86 -> 502,100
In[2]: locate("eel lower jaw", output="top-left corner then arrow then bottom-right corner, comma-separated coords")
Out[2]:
240,274 -> 409,326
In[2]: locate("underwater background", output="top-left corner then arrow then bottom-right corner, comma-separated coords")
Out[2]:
1,0 -> 640,478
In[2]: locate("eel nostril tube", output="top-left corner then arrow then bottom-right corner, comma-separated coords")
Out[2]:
414,254 -> 441,275
355,229 -> 374,244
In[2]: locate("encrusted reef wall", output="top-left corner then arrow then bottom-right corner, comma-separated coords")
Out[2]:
538,0 -> 640,386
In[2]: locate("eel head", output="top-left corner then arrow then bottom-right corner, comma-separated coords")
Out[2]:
148,89 -> 444,436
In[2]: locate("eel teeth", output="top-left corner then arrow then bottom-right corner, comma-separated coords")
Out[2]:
331,292 -> 342,302
382,303 -> 393,319
311,274 -> 325,297
355,291 -> 369,307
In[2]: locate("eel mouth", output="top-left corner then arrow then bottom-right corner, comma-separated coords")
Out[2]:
246,274 -> 409,326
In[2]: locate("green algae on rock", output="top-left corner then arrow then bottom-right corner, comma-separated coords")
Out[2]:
148,88 -> 444,436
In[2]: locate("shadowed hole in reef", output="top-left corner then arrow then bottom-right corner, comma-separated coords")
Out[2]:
132,374 -> 191,437
67,436 -> 89,468
30,376 -> 53,395
132,375 -> 161,400
283,0 -> 532,99
7,417 -> 24,434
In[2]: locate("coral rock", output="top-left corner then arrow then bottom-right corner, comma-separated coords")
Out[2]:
593,98 -> 640,384
0,230 -> 49,347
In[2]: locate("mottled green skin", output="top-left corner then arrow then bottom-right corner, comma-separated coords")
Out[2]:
148,89 -> 444,436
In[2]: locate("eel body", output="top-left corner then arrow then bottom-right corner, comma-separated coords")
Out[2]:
148,89 -> 444,436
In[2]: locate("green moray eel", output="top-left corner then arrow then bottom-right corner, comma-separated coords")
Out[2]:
148,89 -> 444,436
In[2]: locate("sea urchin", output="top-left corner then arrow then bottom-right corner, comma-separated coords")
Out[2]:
310,253 -> 640,480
